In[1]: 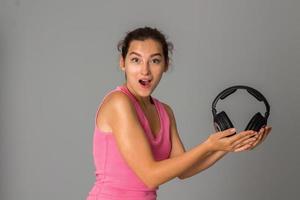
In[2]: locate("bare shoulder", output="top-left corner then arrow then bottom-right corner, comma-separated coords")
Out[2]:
105,90 -> 133,108
96,90 -> 134,132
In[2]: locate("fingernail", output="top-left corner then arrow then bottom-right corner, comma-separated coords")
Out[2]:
231,128 -> 236,133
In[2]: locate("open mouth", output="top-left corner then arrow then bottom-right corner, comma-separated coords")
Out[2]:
139,79 -> 152,86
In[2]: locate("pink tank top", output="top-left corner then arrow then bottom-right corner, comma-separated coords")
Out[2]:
86,85 -> 172,200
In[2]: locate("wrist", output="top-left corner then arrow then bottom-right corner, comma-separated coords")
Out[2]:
203,139 -> 216,153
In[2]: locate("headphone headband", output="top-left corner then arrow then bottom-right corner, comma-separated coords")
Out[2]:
212,85 -> 270,119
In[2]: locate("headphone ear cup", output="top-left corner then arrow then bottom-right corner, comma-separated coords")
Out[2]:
245,112 -> 267,132
214,111 -> 234,132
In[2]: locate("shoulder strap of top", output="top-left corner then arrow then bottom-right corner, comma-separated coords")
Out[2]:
152,98 -> 170,128
94,85 -> 157,129
116,85 -> 139,103
117,85 -> 155,104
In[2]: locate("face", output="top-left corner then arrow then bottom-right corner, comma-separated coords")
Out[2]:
119,39 -> 167,99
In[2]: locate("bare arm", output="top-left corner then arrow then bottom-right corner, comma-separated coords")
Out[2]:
163,103 -> 227,179
163,103 -> 255,180
107,92 -> 255,189
178,127 -> 271,179
178,151 -> 227,179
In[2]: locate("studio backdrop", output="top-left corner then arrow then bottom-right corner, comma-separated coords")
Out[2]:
0,0 -> 299,199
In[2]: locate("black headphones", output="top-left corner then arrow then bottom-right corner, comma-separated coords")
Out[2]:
212,85 -> 270,133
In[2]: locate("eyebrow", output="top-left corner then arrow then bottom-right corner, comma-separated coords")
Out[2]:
128,52 -> 162,57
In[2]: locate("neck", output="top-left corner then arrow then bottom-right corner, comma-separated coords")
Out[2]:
122,83 -> 154,106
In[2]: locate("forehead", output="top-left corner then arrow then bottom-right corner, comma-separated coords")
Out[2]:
128,39 -> 163,55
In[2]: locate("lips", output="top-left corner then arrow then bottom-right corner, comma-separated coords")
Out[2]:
139,79 -> 152,86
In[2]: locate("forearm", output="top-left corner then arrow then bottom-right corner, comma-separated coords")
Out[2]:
147,141 -> 212,189
179,150 -> 228,179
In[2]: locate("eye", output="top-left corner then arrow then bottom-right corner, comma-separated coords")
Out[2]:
152,58 -> 161,64
131,57 -> 140,63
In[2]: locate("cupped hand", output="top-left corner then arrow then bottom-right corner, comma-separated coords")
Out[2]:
238,126 -> 272,151
205,128 -> 257,152
233,126 -> 272,152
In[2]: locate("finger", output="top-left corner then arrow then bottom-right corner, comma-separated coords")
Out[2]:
265,126 -> 272,136
257,127 -> 264,139
251,126 -> 272,149
251,127 -> 265,147
250,135 -> 262,149
261,127 -> 271,143
252,134 -> 260,141
219,128 -> 236,138
231,133 -> 256,148
251,137 -> 260,148
258,127 -> 266,143
234,141 -> 254,150
232,132 -> 258,146
233,137 -> 257,148
229,130 -> 256,144
244,140 -> 259,151
248,144 -> 256,151
252,129 -> 263,146
234,144 -> 252,152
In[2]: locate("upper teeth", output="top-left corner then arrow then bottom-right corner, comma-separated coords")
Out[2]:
140,80 -> 150,85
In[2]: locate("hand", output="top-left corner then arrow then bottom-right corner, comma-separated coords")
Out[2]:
248,126 -> 272,150
233,126 -> 272,152
205,128 -> 257,152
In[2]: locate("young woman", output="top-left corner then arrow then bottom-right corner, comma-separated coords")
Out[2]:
86,26 -> 272,200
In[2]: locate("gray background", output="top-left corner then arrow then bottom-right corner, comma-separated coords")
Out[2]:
1,0 -> 299,199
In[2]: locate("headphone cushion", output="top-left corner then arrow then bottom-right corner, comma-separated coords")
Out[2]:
245,112 -> 266,132
214,111 -> 234,132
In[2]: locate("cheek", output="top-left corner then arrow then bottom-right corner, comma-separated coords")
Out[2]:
153,66 -> 165,75
152,70 -> 164,82
123,65 -> 140,77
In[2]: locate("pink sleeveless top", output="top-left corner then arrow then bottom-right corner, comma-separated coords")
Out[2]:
86,85 -> 172,200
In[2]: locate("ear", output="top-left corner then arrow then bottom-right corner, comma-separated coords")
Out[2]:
119,56 -> 125,71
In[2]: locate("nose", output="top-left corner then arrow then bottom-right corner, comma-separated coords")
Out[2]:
141,61 -> 150,75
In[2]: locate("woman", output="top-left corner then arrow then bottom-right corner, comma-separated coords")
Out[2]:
86,26 -> 272,200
